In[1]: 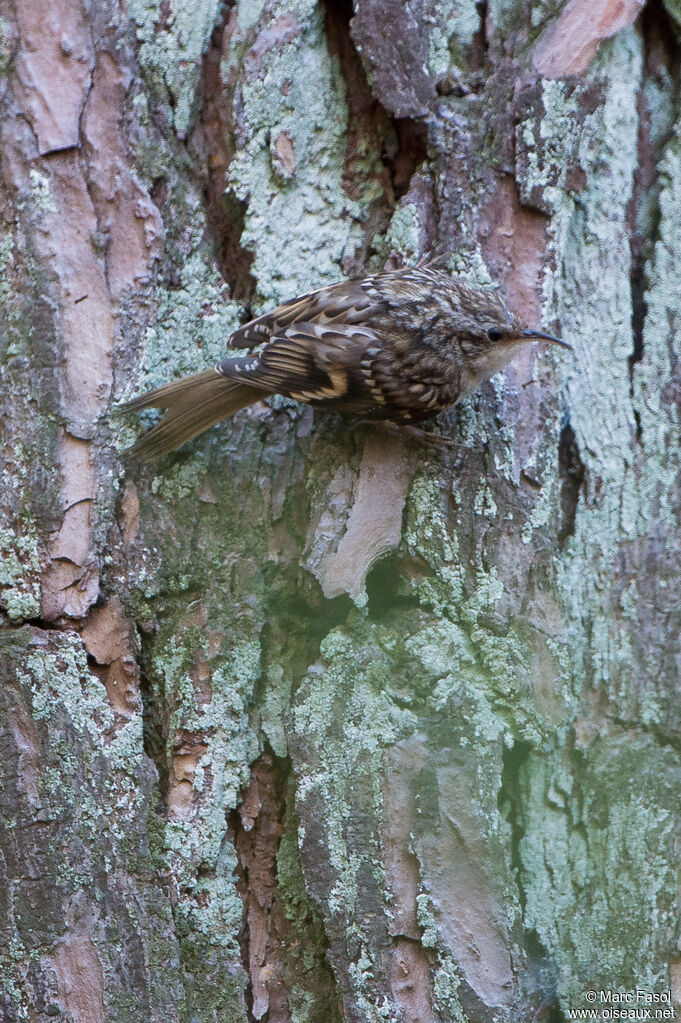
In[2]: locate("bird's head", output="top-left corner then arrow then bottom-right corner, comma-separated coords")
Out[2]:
449,285 -> 571,391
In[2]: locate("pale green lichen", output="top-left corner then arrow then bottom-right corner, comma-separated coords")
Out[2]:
174,866 -> 244,953
347,947 -> 395,1022
0,233 -> 14,308
504,31 -> 681,1007
0,525 -> 41,620
403,471 -> 548,741
291,624 -> 417,976
236,0 -> 267,31
405,620 -> 477,681
416,892 -> 439,948
27,168 -> 56,214
155,633 -> 260,863
224,0 -> 382,305
446,246 -> 497,289
520,743 -> 680,1007
1,629 -> 184,1016
473,479 -> 498,519
259,662 -> 291,757
631,123 -> 681,537
404,473 -> 458,568
128,0 -> 222,134
515,29 -> 645,705
384,202 -> 422,262
426,0 -> 480,74
25,637 -> 113,737
431,954 -> 468,1023
144,617 -> 261,984
129,248 -> 242,400
520,470 -> 555,544
0,16 -> 15,74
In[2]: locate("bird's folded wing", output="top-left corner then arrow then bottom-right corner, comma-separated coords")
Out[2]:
219,321 -> 381,404
227,278 -> 382,350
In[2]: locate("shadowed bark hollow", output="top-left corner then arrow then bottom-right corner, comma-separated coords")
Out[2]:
1,0 -> 681,1022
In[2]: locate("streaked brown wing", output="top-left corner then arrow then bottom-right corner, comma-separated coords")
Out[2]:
227,277 -> 385,350
219,321 -> 380,406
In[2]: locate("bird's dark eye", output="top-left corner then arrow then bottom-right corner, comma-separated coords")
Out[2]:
487,328 -> 502,342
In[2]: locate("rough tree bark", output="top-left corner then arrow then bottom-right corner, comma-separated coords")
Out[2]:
1,0 -> 680,1021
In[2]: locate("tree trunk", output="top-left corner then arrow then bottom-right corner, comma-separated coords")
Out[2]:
2,0 -> 680,1021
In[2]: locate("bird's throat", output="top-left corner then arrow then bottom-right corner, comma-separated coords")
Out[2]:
463,342 -> 525,396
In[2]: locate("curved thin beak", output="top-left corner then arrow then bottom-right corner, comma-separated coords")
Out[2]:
523,329 -> 572,351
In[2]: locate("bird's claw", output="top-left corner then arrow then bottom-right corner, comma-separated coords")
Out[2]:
352,419 -> 456,450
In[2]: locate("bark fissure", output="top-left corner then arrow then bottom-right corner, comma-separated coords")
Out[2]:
195,0 -> 256,305
557,421 -> 586,546
471,0 -> 490,72
628,2 -> 681,443
232,750 -> 342,1023
137,627 -> 171,802
499,740 -> 531,916
321,0 -> 428,268
499,742 -> 564,1021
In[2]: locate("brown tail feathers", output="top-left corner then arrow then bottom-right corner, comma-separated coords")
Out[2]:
120,369 -> 264,462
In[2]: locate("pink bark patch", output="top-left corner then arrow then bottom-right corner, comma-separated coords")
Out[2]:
533,0 -> 645,77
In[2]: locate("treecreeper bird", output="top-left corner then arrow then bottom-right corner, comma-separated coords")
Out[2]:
121,266 -> 569,461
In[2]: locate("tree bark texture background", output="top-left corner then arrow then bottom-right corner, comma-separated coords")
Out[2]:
1,0 -> 680,1021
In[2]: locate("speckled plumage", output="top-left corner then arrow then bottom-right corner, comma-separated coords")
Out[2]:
121,267 -> 567,461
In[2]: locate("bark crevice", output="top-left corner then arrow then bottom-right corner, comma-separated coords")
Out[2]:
499,742 -> 564,1021
557,421 -> 586,546
137,626 -> 171,803
322,0 -> 428,269
195,0 -> 256,306
231,749 -> 342,1023
628,1 -> 681,444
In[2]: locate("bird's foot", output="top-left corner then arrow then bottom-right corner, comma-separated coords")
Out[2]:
352,419 -> 455,450
390,422 -> 455,449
